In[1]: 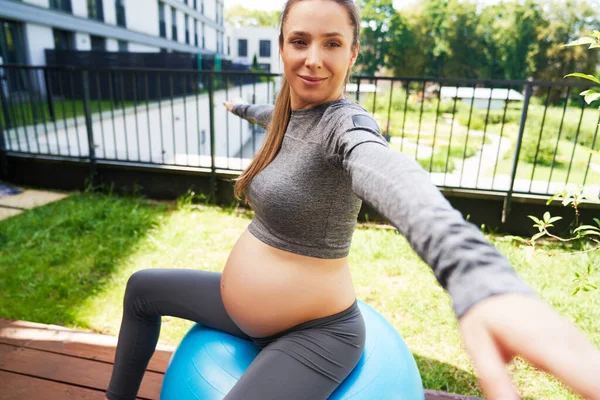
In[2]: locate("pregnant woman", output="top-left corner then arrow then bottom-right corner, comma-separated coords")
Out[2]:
105,0 -> 600,399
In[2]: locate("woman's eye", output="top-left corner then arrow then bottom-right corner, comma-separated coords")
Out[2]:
291,40 -> 305,46
328,42 -> 341,47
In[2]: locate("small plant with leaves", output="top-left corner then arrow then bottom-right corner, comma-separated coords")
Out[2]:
564,31 -> 600,106
572,264 -> 598,295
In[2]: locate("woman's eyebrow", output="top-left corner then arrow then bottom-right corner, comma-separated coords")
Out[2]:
288,30 -> 344,38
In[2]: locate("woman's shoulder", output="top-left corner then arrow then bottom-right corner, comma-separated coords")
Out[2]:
324,99 -> 381,134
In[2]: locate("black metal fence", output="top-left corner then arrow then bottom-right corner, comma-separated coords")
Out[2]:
1,65 -> 599,218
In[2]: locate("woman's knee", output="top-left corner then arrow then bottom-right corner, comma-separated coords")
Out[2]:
123,269 -> 161,318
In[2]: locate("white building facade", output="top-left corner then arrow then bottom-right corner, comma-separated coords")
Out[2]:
0,0 -> 232,66
229,26 -> 282,74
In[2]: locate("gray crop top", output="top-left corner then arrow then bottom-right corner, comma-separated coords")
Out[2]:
231,98 -> 534,318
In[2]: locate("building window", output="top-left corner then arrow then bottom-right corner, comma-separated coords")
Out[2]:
238,39 -> 247,57
202,23 -> 205,49
171,8 -> 177,41
227,36 -> 230,55
184,0 -> 188,5
118,40 -> 127,51
53,28 -> 75,50
185,16 -> 189,44
158,2 -> 166,38
50,0 -> 72,13
0,20 -> 27,65
90,35 -> 105,51
116,0 -> 126,27
201,0 -> 204,14
259,40 -> 271,58
194,20 -> 198,47
87,0 -> 104,21
193,0 -> 197,10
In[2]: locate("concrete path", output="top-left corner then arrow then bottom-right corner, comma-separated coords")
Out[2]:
0,183 -> 69,221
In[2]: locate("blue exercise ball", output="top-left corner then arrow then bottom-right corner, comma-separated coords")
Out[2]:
160,300 -> 424,399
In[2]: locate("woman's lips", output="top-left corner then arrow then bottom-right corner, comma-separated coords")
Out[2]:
299,75 -> 327,86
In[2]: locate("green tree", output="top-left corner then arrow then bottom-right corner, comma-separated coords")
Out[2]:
356,0 -> 399,75
225,5 -> 281,28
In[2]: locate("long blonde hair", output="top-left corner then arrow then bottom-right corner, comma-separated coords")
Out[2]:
233,0 -> 361,204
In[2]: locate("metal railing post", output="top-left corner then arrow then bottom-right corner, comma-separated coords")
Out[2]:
502,79 -> 533,224
208,72 -> 217,201
82,70 -> 97,188
0,107 -> 7,179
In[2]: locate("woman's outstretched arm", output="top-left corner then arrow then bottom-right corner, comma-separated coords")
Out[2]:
325,113 -> 600,399
223,98 -> 274,130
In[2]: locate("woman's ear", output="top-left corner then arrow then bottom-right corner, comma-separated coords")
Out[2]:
350,40 -> 360,67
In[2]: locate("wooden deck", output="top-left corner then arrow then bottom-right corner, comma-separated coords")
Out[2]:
0,318 -> 481,400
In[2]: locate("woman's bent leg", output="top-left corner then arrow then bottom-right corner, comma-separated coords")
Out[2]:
106,268 -> 249,400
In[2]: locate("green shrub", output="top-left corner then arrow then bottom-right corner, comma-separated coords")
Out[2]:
521,132 -> 558,166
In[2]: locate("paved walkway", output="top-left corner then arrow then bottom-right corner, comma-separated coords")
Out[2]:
0,183 -> 69,221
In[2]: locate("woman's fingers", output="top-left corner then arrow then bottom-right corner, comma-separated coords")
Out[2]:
461,294 -> 600,400
493,297 -> 600,399
460,313 -> 521,400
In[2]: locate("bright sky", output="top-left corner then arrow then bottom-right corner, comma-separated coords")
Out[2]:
224,0 -> 504,11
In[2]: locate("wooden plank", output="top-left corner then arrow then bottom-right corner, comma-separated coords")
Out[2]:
0,343 -> 162,400
425,389 -> 482,400
0,370 -> 106,400
0,319 -> 173,373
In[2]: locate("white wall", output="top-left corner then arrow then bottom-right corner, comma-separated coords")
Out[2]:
72,0 -> 88,18
106,38 -> 119,51
23,0 -> 49,7
103,0 -> 117,25
128,43 -> 160,52
176,9 -> 185,43
232,27 -> 281,73
75,32 -> 92,50
125,0 -> 159,36
205,25 -> 216,52
205,0 -> 215,23
24,24 -> 54,65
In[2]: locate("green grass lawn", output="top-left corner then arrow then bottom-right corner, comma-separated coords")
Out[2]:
0,191 -> 598,399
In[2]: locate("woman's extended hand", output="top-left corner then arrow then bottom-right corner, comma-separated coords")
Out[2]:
458,293 -> 600,399
223,97 -> 248,113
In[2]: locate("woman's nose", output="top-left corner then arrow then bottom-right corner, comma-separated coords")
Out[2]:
305,45 -> 322,69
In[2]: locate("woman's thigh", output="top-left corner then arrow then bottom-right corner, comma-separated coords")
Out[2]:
225,305 -> 366,400
124,268 -> 249,340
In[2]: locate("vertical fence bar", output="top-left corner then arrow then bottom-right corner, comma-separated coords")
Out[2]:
238,75 -> 243,167
182,72 -> 189,165
156,72 -> 165,164
429,86 -> 442,174
68,71 -> 82,157
0,102 -> 6,178
385,80 -> 393,140
400,80 -> 409,152
491,84 -> 512,190
120,71 -> 130,161
13,68 -> 30,152
252,74 -> 256,155
225,73 -> 230,170
1,68 -> 13,130
502,81 -> 532,224
582,112 -> 600,187
565,96 -> 585,186
195,72 -> 201,165
82,70 -> 97,187
23,69 -> 41,153
43,68 -> 55,122
208,72 -> 217,199
355,78 -> 361,103
443,83 -> 459,187
527,85 -> 551,193
144,72 -> 153,163
169,72 -> 176,164
94,71 -> 107,159
46,70 -> 60,154
57,71 -> 71,157
475,84 -> 494,187
32,68 -> 51,154
414,80 -> 426,160
132,71 -> 141,162
459,84 -> 477,187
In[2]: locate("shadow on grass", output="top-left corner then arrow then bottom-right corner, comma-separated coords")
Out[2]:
413,353 -> 482,398
0,192 -> 167,328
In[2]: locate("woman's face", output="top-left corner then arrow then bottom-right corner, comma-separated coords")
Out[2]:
280,0 -> 359,110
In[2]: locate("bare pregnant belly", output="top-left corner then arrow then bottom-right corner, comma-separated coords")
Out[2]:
220,228 -> 356,338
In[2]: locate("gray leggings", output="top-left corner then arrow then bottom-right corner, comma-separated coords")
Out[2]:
105,268 -> 366,400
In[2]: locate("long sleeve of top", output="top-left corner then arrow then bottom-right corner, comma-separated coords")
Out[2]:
231,103 -> 274,130
230,99 -> 535,319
